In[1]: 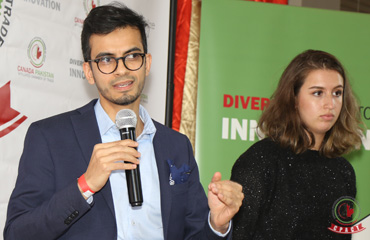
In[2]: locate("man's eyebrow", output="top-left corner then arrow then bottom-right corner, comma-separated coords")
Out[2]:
94,52 -> 114,58
94,47 -> 143,59
124,47 -> 142,54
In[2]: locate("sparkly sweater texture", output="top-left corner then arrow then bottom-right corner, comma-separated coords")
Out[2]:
231,138 -> 356,240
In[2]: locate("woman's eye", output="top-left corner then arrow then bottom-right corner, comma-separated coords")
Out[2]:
313,91 -> 322,96
333,90 -> 343,97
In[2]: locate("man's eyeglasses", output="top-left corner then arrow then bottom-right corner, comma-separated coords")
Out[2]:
88,53 -> 146,74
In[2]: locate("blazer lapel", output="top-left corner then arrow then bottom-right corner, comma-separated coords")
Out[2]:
153,122 -> 172,240
70,99 -> 115,218
71,100 -> 101,165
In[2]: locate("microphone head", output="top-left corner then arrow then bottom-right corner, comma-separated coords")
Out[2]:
115,109 -> 137,129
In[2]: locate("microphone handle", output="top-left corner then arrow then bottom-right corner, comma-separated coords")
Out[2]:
119,127 -> 143,207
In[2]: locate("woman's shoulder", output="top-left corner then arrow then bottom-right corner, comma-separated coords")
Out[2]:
233,138 -> 284,170
332,156 -> 356,178
231,138 -> 285,189
239,138 -> 283,159
251,137 -> 280,149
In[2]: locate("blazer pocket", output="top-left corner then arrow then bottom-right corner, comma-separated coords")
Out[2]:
169,181 -> 189,195
169,182 -> 189,218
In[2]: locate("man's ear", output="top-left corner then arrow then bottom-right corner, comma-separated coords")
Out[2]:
83,62 -> 95,85
144,53 -> 152,77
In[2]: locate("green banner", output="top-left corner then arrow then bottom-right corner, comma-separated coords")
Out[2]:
197,0 -> 370,219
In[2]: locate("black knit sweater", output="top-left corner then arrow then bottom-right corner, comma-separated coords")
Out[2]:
231,138 -> 355,240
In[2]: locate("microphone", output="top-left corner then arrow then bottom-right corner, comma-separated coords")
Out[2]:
115,109 -> 143,207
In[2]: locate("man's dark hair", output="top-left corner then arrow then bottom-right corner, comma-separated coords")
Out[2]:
81,3 -> 149,62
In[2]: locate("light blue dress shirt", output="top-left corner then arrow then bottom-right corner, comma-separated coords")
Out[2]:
93,99 -> 230,239
94,100 -> 164,240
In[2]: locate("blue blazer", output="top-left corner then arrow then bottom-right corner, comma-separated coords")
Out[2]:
4,100 -> 226,240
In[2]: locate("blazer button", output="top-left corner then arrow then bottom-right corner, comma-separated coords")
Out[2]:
64,210 -> 79,225
71,210 -> 79,218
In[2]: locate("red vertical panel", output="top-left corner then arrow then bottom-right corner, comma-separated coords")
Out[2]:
172,0 -> 192,131
248,0 -> 288,4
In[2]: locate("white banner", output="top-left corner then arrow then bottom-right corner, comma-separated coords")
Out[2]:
0,0 -> 170,236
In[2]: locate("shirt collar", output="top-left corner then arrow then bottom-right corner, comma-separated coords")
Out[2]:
138,105 -> 156,140
94,99 -> 156,139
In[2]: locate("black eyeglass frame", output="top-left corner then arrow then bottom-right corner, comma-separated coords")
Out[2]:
88,53 -> 146,74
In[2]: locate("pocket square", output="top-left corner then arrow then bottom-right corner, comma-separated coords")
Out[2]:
167,159 -> 191,185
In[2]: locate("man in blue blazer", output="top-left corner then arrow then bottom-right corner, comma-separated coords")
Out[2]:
4,3 -> 243,240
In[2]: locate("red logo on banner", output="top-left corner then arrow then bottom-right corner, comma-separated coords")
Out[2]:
27,37 -> 46,68
0,81 -> 28,138
84,0 -> 100,15
328,196 -> 366,234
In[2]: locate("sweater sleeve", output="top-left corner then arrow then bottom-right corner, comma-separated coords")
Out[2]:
339,157 -> 357,198
230,141 -> 277,240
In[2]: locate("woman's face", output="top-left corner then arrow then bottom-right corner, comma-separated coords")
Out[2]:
296,69 -> 344,147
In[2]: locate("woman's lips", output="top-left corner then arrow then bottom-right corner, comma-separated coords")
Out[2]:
320,114 -> 334,121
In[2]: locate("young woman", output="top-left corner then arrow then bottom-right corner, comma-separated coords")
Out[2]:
231,50 -> 363,239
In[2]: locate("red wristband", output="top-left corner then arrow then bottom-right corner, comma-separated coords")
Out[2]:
78,174 -> 95,194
